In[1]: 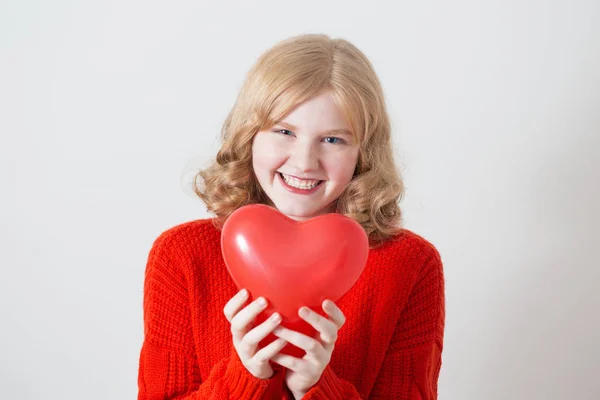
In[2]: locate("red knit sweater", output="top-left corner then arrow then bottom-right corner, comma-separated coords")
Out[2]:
137,218 -> 445,399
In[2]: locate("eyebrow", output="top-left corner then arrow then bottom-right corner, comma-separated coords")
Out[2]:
275,120 -> 353,137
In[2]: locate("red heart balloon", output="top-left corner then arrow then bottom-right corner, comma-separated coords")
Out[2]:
221,204 -> 369,357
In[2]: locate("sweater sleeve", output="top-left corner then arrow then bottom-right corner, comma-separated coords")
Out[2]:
300,250 -> 446,400
137,234 -> 284,399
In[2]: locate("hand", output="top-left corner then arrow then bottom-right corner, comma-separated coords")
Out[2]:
271,299 -> 346,399
223,289 -> 288,379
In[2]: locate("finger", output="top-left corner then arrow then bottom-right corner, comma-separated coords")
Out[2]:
242,312 -> 282,347
223,289 -> 249,322
253,338 -> 288,363
322,300 -> 346,329
271,353 -> 309,373
272,326 -> 327,360
298,307 -> 338,345
230,297 -> 268,340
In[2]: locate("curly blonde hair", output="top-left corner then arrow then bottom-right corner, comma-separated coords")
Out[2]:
193,33 -> 406,247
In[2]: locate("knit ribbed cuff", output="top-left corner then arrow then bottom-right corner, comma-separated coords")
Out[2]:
301,365 -> 346,400
223,351 -> 284,399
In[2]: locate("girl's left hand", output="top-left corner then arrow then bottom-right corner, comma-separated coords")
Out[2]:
271,299 -> 346,400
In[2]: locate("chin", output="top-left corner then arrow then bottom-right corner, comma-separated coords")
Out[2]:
274,204 -> 321,220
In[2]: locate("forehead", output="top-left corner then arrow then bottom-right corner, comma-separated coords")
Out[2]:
274,92 -> 353,133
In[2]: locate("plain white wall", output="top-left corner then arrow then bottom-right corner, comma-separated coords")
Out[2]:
1,0 -> 598,399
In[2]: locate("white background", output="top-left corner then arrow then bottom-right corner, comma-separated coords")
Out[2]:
1,0 -> 599,399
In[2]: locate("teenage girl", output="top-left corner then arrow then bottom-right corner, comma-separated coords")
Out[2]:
137,33 -> 445,400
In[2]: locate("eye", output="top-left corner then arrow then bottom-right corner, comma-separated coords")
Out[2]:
324,137 -> 344,144
274,129 -> 294,136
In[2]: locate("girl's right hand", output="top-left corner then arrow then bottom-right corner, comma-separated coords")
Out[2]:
223,288 -> 288,379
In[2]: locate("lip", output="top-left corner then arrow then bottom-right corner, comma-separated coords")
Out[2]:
277,172 -> 324,195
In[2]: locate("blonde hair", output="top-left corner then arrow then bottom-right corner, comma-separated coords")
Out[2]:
193,33 -> 405,247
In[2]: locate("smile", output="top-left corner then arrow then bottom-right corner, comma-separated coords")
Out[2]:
278,172 -> 324,191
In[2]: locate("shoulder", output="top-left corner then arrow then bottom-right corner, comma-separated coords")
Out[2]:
152,218 -> 219,246
147,217 -> 221,264
367,228 -> 444,286
375,228 -> 442,264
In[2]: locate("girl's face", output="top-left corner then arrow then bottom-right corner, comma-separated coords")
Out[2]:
252,91 -> 360,221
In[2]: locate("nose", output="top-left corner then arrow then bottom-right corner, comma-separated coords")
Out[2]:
288,139 -> 319,173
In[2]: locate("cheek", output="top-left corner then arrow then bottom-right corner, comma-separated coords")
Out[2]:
326,151 -> 359,181
252,155 -> 272,176
252,145 -> 283,175
254,138 -> 287,167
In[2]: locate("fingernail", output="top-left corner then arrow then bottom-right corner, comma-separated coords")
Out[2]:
240,289 -> 248,298
299,307 -> 309,316
270,313 -> 281,322
258,297 -> 267,306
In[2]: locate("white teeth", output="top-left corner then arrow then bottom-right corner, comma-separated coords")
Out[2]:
280,173 -> 321,189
